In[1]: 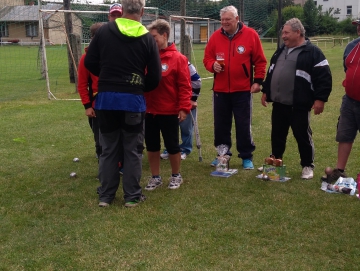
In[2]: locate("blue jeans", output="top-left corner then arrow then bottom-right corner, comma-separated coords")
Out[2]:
179,108 -> 196,154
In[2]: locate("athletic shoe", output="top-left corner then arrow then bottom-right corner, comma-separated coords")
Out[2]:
145,176 -> 163,191
98,202 -> 109,207
168,175 -> 183,189
301,166 -> 314,179
180,152 -> 187,160
160,150 -> 169,159
125,194 -> 146,208
327,168 -> 346,183
210,157 -> 219,167
243,159 -> 254,170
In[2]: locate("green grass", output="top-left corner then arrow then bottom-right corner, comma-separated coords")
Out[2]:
1,42 -> 360,270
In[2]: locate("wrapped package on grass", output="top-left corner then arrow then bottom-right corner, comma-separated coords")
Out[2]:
210,144 -> 238,178
320,176 -> 357,195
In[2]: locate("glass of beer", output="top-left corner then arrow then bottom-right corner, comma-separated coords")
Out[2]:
216,52 -> 225,71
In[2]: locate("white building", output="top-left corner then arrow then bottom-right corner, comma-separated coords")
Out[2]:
315,0 -> 360,21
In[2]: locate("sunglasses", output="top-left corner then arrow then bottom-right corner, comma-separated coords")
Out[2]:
110,3 -> 122,9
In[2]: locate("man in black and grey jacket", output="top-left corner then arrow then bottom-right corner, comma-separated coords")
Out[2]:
85,0 -> 161,208
261,17 -> 332,180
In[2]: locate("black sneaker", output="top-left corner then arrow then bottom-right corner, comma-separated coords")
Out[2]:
327,169 -> 346,183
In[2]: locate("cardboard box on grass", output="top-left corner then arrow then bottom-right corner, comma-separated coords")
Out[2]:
262,164 -> 286,181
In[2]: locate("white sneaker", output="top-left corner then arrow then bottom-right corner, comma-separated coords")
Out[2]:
160,150 -> 169,159
180,152 -> 187,160
168,175 -> 183,189
301,166 -> 314,179
145,176 -> 163,191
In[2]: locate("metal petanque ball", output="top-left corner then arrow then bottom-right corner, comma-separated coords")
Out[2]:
70,172 -> 77,178
73,157 -> 80,162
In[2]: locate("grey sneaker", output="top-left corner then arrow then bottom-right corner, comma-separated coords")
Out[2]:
145,176 -> 163,191
98,202 -> 109,207
301,166 -> 314,179
168,175 -> 183,189
160,150 -> 169,159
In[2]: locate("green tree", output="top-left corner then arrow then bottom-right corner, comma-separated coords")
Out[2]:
266,5 -> 303,37
303,0 -> 319,36
336,17 -> 358,36
317,6 -> 338,35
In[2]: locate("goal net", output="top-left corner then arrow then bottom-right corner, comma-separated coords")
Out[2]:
38,4 -> 159,100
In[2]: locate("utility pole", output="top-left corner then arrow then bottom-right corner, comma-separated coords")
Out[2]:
277,0 -> 283,48
180,0 -> 191,61
239,0 -> 244,22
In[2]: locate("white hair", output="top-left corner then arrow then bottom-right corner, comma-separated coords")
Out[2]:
220,5 -> 238,18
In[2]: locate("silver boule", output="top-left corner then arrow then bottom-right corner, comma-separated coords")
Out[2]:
70,172 -> 77,178
73,157 -> 80,162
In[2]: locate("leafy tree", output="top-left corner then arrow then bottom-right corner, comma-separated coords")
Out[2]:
336,17 -> 358,36
317,6 -> 338,35
266,5 -> 303,37
303,0 -> 319,36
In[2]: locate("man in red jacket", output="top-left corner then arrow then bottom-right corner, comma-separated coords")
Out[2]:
328,19 -> 360,181
77,22 -> 104,160
203,5 -> 267,170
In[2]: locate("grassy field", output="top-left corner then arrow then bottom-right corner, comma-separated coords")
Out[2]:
1,42 -> 360,270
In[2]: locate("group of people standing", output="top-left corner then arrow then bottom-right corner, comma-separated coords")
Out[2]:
79,0 -> 201,207
78,0 -> 360,208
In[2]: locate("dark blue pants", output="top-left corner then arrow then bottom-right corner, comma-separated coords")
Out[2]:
271,102 -> 314,168
213,91 -> 255,160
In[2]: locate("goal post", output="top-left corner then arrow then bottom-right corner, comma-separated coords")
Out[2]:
38,6 -> 159,100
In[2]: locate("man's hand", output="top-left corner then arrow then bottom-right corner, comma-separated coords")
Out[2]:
261,93 -> 268,107
213,61 -> 223,73
312,100 -> 325,115
178,110 -> 187,122
85,108 -> 96,117
191,100 -> 197,109
250,83 -> 261,93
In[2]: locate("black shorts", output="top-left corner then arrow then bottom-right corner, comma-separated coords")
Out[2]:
145,114 -> 180,153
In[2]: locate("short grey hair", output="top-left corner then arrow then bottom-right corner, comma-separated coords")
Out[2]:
121,0 -> 145,14
147,19 -> 170,38
284,18 -> 306,37
220,5 -> 238,18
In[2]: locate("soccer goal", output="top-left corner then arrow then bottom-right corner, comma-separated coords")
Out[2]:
38,5 -> 159,100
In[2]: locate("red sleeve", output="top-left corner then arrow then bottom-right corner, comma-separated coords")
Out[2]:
203,33 -> 217,73
77,54 -> 92,108
177,55 -> 192,113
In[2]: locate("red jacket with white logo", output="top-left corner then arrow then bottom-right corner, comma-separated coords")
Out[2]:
144,43 -> 192,115
203,23 -> 267,92
77,47 -> 99,109
343,37 -> 360,101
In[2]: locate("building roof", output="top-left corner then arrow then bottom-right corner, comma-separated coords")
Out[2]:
0,4 -> 63,22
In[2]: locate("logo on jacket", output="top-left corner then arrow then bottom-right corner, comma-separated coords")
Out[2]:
162,64 -> 169,72
236,46 -> 246,54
